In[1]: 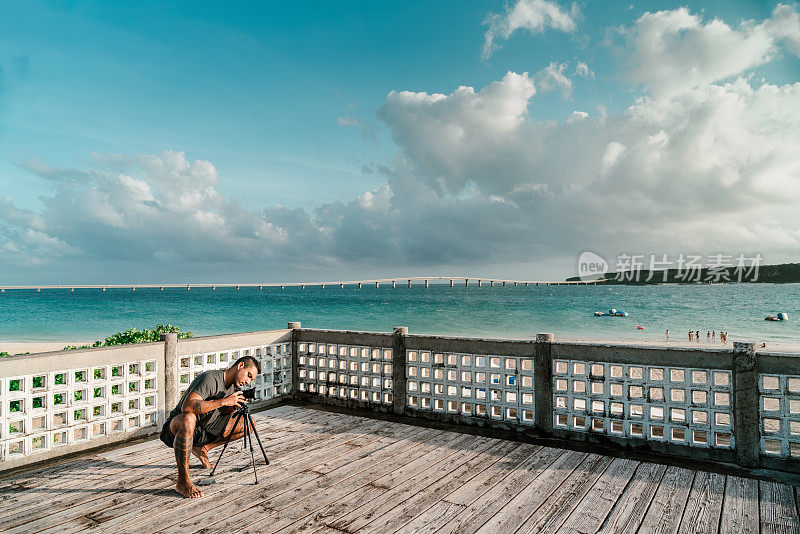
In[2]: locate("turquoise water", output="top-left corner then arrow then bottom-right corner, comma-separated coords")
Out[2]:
1,284 -> 798,345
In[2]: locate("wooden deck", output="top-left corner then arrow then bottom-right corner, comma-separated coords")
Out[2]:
1,405 -> 798,533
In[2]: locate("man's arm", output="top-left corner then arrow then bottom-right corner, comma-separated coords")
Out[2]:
181,391 -> 244,416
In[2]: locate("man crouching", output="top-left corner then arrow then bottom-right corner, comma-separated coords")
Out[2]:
160,355 -> 261,498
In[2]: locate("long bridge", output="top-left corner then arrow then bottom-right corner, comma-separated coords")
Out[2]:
0,276 -> 606,292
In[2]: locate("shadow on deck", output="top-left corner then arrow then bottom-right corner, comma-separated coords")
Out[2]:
1,405 -> 798,533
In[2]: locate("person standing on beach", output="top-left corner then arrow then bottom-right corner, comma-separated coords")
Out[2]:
666,329 -> 670,340
159,356 -> 260,498
712,330 -> 716,342
689,331 -> 693,342
707,331 -> 711,342
696,330 -> 700,342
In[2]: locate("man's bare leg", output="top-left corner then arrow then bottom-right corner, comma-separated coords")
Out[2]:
191,447 -> 213,469
170,413 -> 203,498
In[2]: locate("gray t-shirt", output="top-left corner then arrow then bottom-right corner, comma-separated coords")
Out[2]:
167,370 -> 236,436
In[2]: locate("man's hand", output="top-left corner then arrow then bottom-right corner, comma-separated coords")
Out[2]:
182,390 -> 244,415
222,390 -> 246,408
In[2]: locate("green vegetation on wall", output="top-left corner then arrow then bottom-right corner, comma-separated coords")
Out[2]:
62,324 -> 193,351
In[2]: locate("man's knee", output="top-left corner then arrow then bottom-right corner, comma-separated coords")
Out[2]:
170,413 -> 197,434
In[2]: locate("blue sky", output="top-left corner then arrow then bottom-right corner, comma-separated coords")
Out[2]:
1,1 -> 799,283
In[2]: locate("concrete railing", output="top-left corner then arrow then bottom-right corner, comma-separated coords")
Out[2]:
294,327 -> 800,474
0,328 -> 292,471
3,324 -> 798,475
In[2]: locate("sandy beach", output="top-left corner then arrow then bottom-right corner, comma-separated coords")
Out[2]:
555,337 -> 800,354
2,337 -> 799,356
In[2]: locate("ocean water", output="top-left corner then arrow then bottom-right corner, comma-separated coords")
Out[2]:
1,284 -> 798,345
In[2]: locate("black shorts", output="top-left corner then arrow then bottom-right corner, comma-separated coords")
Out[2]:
160,415 -> 230,448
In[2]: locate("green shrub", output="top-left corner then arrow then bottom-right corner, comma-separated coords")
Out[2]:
62,324 -> 193,350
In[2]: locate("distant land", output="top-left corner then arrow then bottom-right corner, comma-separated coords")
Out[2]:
566,263 -> 800,284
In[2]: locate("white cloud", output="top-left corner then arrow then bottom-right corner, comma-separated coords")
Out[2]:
373,70 -> 800,261
534,60 -> 592,98
337,116 -> 359,126
1,151 -> 310,269
2,6 -> 800,281
4,67 -> 800,278
535,62 -> 572,96
566,110 -> 589,122
763,3 -> 800,55
482,0 -> 578,60
574,61 -> 593,79
601,141 -> 626,174
621,3 -> 800,97
379,72 -> 535,193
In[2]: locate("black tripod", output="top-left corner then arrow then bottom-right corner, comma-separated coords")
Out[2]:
209,401 -> 269,483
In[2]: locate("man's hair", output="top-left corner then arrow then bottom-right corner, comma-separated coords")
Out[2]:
232,355 -> 261,375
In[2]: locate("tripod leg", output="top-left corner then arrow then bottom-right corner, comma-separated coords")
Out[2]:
245,415 -> 258,484
210,411 -> 243,477
248,414 -> 270,465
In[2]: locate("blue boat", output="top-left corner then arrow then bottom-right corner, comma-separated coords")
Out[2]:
595,308 -> 629,317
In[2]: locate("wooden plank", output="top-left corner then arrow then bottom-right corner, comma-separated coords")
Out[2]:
287,484 -> 388,534
760,480 -> 800,534
513,453 -> 613,534
355,440 -> 521,533
6,412 -> 385,533
61,434 -> 398,534
389,500 -> 468,534
0,457 -> 100,489
8,427 -> 323,533
719,475 -> 759,533
636,466 -> 695,534
117,420 -> 424,530
0,406 -> 312,503
548,457 -> 640,534
0,412 -> 329,523
596,461 -> 667,534
677,470 -> 726,533
436,448 -> 584,534
317,435 -> 500,533
0,406 -> 315,505
147,423 -> 455,532
156,426 -> 459,533
0,446 -> 172,522
255,437 -> 509,534
203,432 -> 489,534
45,416 -> 395,533
263,431 -> 473,534
391,443 -> 544,534
471,449 -> 597,534
38,419 -> 395,534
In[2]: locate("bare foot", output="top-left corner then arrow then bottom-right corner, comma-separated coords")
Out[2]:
192,446 -> 211,469
176,479 -> 204,498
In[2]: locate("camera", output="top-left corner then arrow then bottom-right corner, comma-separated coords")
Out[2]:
241,388 -> 256,400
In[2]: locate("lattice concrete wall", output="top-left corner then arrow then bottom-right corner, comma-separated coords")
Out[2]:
297,342 -> 393,405
759,373 -> 800,459
406,350 -> 535,424
552,359 -> 734,449
0,358 -> 159,462
178,342 -> 292,402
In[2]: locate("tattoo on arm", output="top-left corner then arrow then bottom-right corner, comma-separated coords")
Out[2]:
191,399 -> 203,415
